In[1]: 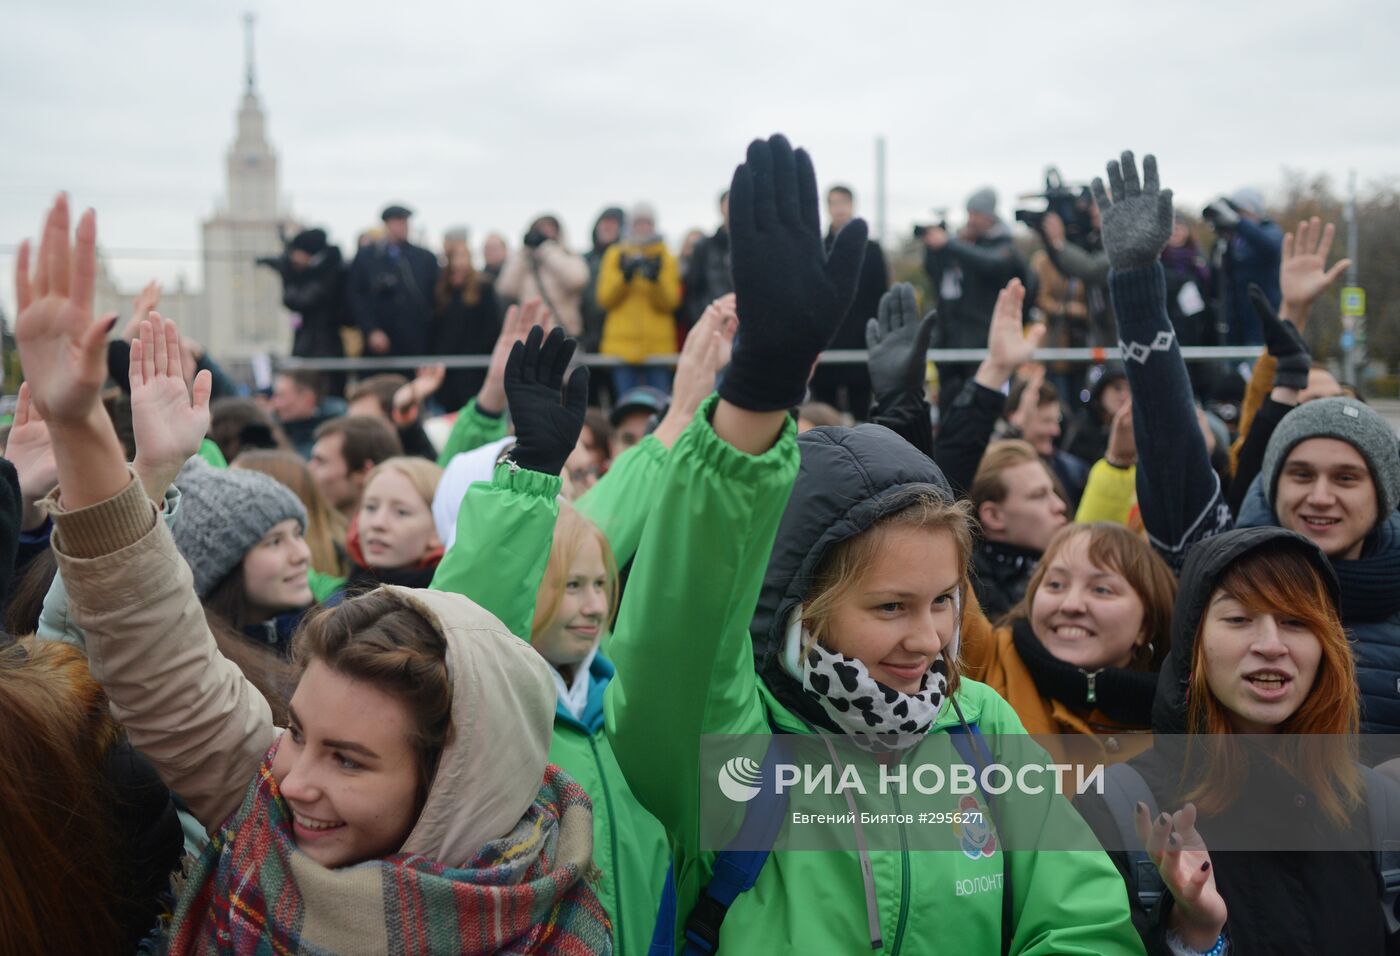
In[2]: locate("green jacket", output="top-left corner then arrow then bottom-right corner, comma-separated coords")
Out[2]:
603,396 -> 1144,955
575,434 -> 670,568
436,398 -> 509,467
430,463 -> 671,956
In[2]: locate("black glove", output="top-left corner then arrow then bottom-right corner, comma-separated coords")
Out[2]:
1251,283 -> 1311,391
620,255 -> 639,282
866,283 -> 936,400
722,134 -> 869,412
639,256 -> 662,281
523,228 -> 547,250
504,325 -> 590,476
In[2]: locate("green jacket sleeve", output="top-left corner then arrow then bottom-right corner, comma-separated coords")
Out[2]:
307,569 -> 346,604
197,439 -> 227,469
574,434 -> 668,567
429,462 -> 562,640
1074,459 -> 1137,526
37,486 -> 183,649
436,398 -> 510,467
604,395 -> 799,836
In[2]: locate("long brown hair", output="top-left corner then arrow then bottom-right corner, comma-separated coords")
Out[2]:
435,242 -> 482,310
0,640 -> 125,954
1003,522 -> 1177,671
1184,546 -> 1362,826
802,490 -> 975,695
234,449 -> 349,578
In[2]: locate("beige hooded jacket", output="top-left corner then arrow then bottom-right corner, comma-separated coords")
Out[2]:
47,475 -> 558,867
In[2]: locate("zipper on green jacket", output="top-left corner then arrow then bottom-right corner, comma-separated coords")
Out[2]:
589,733 -> 624,952
890,789 -> 911,954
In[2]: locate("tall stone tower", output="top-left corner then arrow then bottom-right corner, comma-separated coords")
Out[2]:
200,13 -> 290,362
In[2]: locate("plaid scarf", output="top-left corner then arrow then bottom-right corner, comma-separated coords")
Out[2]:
167,752 -> 612,955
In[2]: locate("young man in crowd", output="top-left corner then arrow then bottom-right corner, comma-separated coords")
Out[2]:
270,369 -> 337,458
307,415 -> 403,521
969,440 -> 1070,618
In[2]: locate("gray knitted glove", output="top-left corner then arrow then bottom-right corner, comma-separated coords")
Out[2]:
1090,150 -> 1174,270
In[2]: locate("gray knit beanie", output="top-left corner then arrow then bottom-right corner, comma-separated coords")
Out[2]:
173,458 -> 308,599
1261,397 -> 1400,521
966,187 -> 998,217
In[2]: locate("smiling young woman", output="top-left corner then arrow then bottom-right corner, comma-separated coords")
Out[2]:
960,522 -> 1177,768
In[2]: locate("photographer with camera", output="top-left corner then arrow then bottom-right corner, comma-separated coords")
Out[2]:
347,203 -> 440,357
1203,186 -> 1283,346
920,186 -> 1026,411
597,203 -> 681,395
257,227 -> 349,394
497,213 -> 590,338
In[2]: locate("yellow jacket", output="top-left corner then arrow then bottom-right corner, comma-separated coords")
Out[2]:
597,239 -> 681,364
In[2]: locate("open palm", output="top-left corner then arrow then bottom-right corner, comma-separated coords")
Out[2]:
1280,216 -> 1350,315
4,383 -> 58,502
130,315 -> 213,478
14,195 -> 109,425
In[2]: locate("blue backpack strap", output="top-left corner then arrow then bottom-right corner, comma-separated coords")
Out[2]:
1360,765 -> 1400,934
1100,762 -> 1163,912
948,722 -> 1014,956
647,863 -> 678,956
673,733 -> 793,956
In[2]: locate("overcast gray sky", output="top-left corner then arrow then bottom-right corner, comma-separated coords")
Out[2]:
4,0 -> 1399,319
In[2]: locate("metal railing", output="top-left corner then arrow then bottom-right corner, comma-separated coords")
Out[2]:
277,345 -> 1267,373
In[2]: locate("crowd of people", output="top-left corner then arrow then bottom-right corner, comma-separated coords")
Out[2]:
0,132 -> 1393,956
254,149 -> 1292,431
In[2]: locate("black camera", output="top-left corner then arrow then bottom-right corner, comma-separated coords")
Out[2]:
1015,167 -> 1097,248
1201,198 -> 1241,232
912,221 -> 947,240
622,254 -> 661,281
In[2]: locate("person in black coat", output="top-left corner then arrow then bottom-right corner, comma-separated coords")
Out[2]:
348,204 -> 440,357
681,191 -> 735,330
432,235 -> 501,409
808,185 -> 888,419
258,227 -> 349,395
921,187 -> 1026,412
1075,527 -> 1399,955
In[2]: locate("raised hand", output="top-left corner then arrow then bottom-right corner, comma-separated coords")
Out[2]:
1091,151 -> 1174,271
866,283 -> 936,400
1279,216 -> 1351,324
657,294 -> 737,447
4,383 -> 59,530
1135,802 -> 1227,952
478,298 -> 550,415
121,279 -> 162,341
975,278 -> 1045,390
392,363 -> 447,426
1250,284 -> 1311,392
14,194 -> 109,426
1105,397 -> 1136,468
130,315 -> 214,501
504,326 -> 589,476
722,134 -> 869,412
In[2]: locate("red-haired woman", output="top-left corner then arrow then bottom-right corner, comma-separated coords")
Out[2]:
1077,526 -> 1398,955
0,639 -> 183,954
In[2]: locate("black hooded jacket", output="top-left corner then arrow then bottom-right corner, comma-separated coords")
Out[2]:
1077,527 -> 1389,955
748,424 -> 955,732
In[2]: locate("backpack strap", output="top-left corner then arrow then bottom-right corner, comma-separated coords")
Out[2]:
648,864 -> 678,956
673,733 -> 793,956
948,721 -> 1014,956
1101,762 -> 1163,912
1360,765 -> 1400,934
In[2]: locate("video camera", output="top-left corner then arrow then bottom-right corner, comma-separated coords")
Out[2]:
912,220 -> 948,241
1201,198 -> 1242,233
1015,167 -> 1097,248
